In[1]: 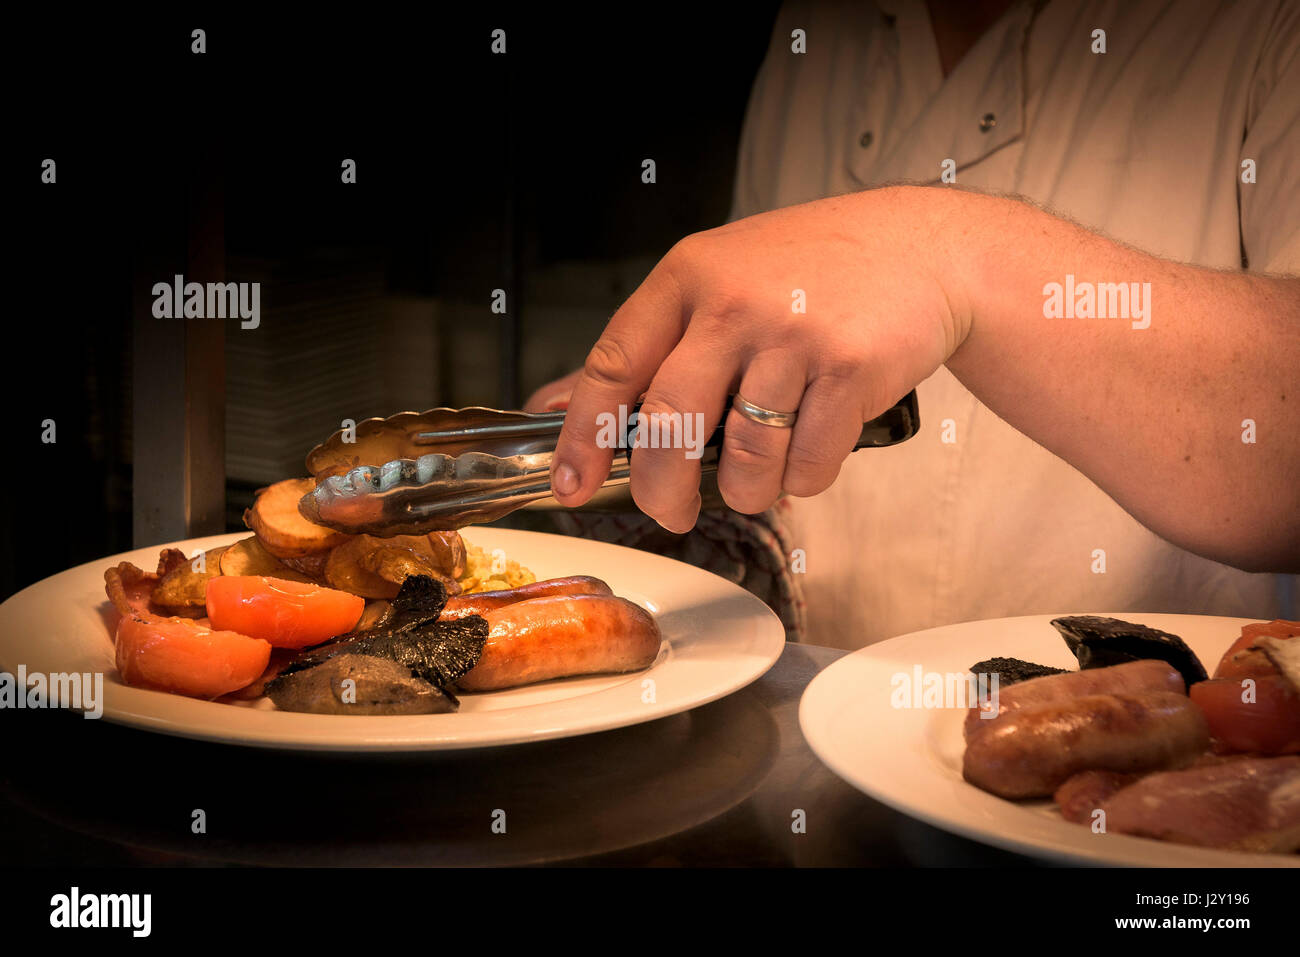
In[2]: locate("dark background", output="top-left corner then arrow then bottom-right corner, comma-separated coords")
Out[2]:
4,6 -> 779,597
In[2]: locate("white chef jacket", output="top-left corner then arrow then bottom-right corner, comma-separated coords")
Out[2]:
730,0 -> 1300,648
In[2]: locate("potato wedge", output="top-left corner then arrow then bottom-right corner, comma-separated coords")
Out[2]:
280,552 -> 330,582
219,536 -> 317,583
322,535 -> 459,599
427,531 -> 467,579
324,536 -> 402,599
361,545 -> 448,587
244,477 -> 351,559
151,546 -> 230,608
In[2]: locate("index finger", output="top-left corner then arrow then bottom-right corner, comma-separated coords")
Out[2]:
550,265 -> 688,505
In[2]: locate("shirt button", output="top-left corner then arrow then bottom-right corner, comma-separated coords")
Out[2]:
979,112 -> 997,133
859,130 -> 874,148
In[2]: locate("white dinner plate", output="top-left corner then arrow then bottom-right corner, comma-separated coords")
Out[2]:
799,613 -> 1299,867
0,529 -> 785,751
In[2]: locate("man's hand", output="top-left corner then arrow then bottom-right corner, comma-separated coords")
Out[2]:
548,184 -> 1299,571
549,186 -> 969,533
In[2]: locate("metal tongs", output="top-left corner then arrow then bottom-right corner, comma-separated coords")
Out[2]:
298,391 -> 919,535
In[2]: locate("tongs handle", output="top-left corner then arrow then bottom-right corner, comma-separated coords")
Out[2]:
414,412 -> 566,444
608,390 -> 918,452
414,391 -> 918,453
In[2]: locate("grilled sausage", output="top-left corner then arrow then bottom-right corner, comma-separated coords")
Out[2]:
456,594 -> 660,691
440,576 -> 614,620
963,691 -> 1209,798
964,658 -> 1185,738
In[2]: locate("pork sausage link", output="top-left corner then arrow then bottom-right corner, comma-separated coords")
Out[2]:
965,658 -> 1185,738
441,575 -> 613,620
456,594 -> 660,691
962,691 -> 1209,799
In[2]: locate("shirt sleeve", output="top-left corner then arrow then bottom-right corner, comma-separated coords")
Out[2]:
1240,0 -> 1300,275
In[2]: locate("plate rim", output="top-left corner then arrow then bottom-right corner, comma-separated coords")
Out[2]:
0,528 -> 787,752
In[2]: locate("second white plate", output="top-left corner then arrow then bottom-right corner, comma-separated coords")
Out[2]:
799,612 -> 1298,867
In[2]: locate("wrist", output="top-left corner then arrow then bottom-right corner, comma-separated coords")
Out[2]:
918,186 -> 1026,374
884,184 -> 981,363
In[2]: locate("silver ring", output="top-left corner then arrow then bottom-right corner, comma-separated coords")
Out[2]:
732,393 -> 798,428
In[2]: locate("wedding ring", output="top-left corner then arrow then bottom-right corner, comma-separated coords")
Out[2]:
731,393 -> 798,428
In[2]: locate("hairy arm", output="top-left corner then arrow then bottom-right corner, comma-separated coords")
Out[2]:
549,184 -> 1299,573
935,186 -> 1300,572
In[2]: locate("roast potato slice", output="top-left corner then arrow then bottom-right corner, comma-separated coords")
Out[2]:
280,551 -> 330,582
365,536 -> 462,592
151,546 -> 230,608
244,478 -> 351,559
219,536 -> 317,583
427,531 -> 467,579
362,546 -> 439,586
325,536 -> 404,599
324,535 -> 460,598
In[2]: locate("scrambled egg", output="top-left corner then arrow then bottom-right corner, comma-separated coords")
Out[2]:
457,540 -> 536,594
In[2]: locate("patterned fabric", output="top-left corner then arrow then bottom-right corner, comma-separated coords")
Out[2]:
551,502 -> 807,642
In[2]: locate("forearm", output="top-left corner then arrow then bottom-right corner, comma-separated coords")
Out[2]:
924,186 -> 1300,572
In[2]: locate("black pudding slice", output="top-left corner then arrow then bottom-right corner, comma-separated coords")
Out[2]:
968,657 -> 1069,686
1050,615 -> 1208,687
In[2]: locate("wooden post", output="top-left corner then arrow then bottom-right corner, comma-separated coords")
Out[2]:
132,155 -> 226,546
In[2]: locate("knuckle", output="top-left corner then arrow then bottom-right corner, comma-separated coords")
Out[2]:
723,430 -> 785,475
808,363 -> 885,423
812,330 -> 878,381
635,395 -> 696,450
694,284 -> 751,328
660,236 -> 703,293
718,424 -> 788,513
815,345 -> 865,383
638,392 -> 690,419
583,337 -> 637,388
664,231 -> 703,265
782,442 -> 841,497
787,429 -> 845,471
